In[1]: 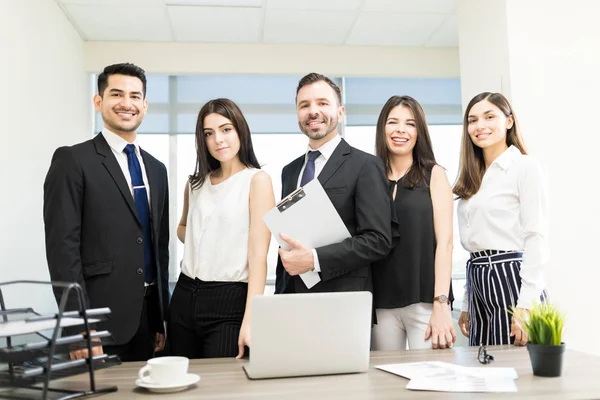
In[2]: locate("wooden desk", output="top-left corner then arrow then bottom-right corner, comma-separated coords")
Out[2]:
44,346 -> 600,399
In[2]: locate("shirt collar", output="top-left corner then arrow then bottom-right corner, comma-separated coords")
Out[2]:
101,128 -> 139,155
305,134 -> 342,163
493,145 -> 522,171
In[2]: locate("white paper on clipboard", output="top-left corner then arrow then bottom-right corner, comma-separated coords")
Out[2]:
262,179 -> 351,289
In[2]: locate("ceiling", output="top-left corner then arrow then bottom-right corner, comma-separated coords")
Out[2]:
55,0 -> 458,47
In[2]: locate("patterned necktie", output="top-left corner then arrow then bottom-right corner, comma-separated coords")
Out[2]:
300,150 -> 321,187
123,144 -> 155,284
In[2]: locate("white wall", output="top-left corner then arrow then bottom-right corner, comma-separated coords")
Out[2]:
504,0 -> 600,356
457,0 -> 512,105
458,0 -> 600,355
0,0 -> 89,315
83,42 -> 460,78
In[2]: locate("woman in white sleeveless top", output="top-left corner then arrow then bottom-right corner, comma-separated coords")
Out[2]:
169,98 -> 275,359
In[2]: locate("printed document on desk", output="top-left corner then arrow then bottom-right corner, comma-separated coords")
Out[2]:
376,361 -> 518,380
263,179 -> 351,289
376,361 -> 518,393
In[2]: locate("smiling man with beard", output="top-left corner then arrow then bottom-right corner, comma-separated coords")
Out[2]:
275,73 -> 394,298
43,63 -> 170,362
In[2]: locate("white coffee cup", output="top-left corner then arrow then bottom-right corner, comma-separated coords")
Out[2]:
138,356 -> 189,386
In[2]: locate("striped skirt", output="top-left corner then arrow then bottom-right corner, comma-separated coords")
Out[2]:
466,250 -> 548,346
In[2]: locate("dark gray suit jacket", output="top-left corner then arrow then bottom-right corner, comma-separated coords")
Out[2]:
43,133 -> 170,345
275,138 -> 393,295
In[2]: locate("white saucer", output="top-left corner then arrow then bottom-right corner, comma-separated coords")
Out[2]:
135,373 -> 200,393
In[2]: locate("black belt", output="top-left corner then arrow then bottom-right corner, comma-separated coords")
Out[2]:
177,273 -> 248,291
469,251 -> 524,265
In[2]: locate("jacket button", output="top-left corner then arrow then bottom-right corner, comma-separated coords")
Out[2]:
136,268 -> 143,275
136,237 -> 143,244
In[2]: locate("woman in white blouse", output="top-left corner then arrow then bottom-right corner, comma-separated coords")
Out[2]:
169,98 -> 275,359
453,92 -> 548,347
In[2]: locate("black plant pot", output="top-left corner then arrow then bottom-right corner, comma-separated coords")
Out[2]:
527,342 -> 566,377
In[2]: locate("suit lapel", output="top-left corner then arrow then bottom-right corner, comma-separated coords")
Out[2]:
141,149 -> 162,235
318,139 -> 350,186
285,156 -> 304,195
94,134 -> 140,224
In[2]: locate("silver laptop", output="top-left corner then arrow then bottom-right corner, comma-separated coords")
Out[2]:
243,291 -> 372,379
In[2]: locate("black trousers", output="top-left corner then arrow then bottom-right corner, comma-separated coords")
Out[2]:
104,285 -> 162,362
168,273 -> 247,359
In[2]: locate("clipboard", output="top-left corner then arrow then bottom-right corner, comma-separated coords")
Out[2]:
263,179 -> 351,289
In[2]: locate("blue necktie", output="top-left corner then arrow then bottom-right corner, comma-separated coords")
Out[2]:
300,150 -> 321,187
123,144 -> 155,284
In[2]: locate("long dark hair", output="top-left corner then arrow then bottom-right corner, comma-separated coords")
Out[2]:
375,95 -> 437,188
453,92 -> 527,200
189,98 -> 260,189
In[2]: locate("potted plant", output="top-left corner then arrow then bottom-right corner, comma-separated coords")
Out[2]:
512,303 -> 566,377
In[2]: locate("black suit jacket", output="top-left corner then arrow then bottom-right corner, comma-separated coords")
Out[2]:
43,133 -> 170,345
275,138 -> 393,294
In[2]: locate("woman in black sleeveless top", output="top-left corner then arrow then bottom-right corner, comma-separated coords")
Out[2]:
372,96 -> 456,350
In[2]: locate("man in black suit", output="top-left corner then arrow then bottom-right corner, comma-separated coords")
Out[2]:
44,63 -> 169,362
276,73 -> 393,295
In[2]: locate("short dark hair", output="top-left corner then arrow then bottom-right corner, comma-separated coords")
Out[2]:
97,63 -> 147,98
189,98 -> 261,189
296,73 -> 342,106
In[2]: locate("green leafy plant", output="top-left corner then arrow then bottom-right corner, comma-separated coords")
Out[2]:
512,303 -> 565,346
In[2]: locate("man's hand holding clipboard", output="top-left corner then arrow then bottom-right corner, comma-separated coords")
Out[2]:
278,233 -> 315,276
262,179 -> 351,289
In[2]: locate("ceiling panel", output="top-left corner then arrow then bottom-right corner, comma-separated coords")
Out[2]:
346,12 -> 447,46
264,9 -> 356,45
164,0 -> 263,6
362,0 -> 456,14
63,4 -> 172,41
266,0 -> 362,11
57,0 -> 458,46
168,5 -> 262,42
58,0 -> 163,4
426,16 -> 458,47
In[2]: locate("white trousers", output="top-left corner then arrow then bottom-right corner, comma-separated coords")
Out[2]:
371,303 -> 433,351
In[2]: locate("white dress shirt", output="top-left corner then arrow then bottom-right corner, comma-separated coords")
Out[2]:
101,128 -> 151,206
458,145 -> 549,310
297,134 -> 343,272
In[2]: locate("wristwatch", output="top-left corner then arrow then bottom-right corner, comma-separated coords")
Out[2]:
433,295 -> 450,305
